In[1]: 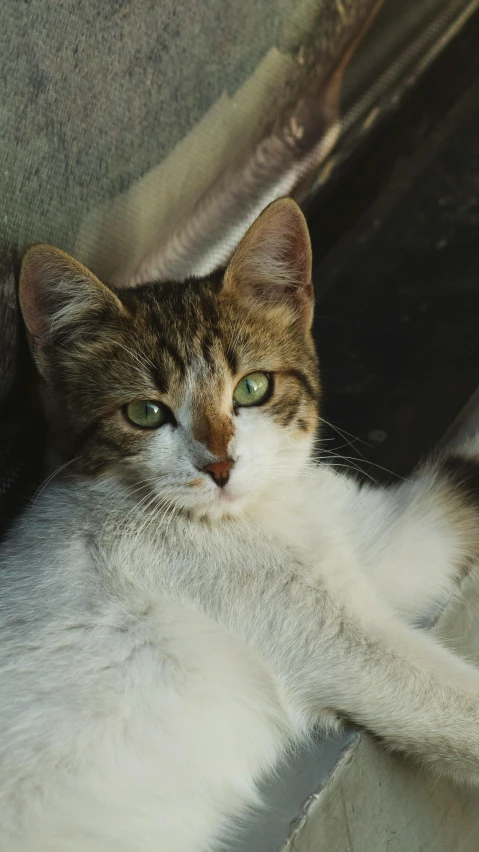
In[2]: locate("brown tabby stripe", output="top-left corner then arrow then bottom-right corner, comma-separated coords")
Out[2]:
269,397 -> 302,429
151,338 -> 186,378
33,270 -> 319,473
284,369 -> 319,402
225,349 -> 238,376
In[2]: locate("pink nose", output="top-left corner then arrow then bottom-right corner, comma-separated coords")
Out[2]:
202,459 -> 234,487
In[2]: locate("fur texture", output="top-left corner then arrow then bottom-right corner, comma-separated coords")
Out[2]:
1,198 -> 479,851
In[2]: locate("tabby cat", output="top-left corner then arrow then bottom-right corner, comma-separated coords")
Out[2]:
1,198 -> 479,851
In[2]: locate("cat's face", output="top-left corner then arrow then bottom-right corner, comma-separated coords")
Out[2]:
19,199 -> 319,519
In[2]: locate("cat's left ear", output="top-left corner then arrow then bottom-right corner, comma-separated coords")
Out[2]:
223,197 -> 313,330
19,245 -> 126,369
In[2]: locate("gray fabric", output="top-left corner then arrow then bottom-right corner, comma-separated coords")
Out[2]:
1,0 -> 378,517
0,0 -> 370,272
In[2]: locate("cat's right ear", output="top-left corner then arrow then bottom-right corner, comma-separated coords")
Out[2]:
19,245 -> 126,373
223,198 -> 313,330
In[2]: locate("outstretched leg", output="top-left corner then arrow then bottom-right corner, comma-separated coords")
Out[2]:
314,438 -> 479,624
135,496 -> 479,787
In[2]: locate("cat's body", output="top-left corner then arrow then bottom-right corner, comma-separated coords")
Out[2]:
1,487 -> 286,852
2,199 -> 479,851
0,458 -> 473,852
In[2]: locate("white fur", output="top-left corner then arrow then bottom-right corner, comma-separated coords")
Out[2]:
2,417 -> 479,851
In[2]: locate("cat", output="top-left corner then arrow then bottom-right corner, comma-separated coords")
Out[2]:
1,197 -> 479,851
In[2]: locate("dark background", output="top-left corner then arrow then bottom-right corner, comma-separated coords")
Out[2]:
308,10 -> 479,483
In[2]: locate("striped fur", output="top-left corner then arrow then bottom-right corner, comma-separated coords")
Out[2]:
20,200 -> 319,491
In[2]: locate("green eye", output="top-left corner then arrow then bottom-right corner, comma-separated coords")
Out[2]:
125,400 -> 170,429
233,372 -> 271,407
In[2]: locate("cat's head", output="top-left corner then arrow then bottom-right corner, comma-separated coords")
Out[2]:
19,198 -> 319,519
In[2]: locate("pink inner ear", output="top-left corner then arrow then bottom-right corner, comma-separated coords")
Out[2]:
19,244 -> 127,343
224,198 -> 313,318
19,247 -> 55,339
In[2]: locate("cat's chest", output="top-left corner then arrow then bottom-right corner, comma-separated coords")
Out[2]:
7,601 -> 287,851
254,482 -> 340,552
73,598 -> 286,750
87,604 -> 287,813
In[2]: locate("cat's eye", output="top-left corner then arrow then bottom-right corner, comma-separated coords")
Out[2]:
125,400 -> 171,429
233,372 -> 272,407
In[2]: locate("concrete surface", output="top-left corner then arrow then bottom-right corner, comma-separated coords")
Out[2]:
281,573 -> 479,852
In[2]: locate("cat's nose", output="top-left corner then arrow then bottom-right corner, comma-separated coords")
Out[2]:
201,459 -> 234,487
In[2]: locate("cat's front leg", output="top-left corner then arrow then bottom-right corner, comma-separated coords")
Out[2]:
144,518 -> 479,787
355,444 -> 479,623
301,452 -> 479,625
308,569 -> 479,786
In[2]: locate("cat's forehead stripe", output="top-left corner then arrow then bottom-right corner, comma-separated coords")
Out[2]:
45,272 -> 319,470
152,337 -> 187,377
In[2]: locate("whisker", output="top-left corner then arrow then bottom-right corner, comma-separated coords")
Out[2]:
32,457 -> 80,505
314,445 -> 407,482
318,416 -> 372,457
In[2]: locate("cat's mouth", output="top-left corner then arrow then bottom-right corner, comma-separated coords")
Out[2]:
145,465 -> 252,520
204,475 -> 241,506
188,471 -> 251,519
213,486 -> 237,504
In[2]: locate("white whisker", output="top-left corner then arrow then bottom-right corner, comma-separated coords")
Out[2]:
32,457 -> 80,505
